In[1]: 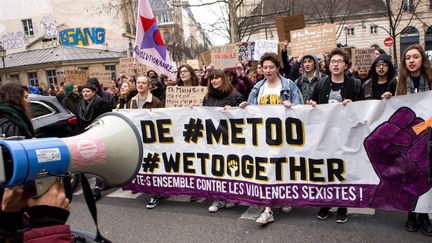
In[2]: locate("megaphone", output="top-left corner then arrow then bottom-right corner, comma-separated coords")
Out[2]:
0,112 -> 143,194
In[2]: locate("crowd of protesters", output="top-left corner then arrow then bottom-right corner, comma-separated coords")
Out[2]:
1,42 -> 432,242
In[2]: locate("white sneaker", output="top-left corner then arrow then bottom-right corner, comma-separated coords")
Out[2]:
256,210 -> 274,224
208,200 -> 226,213
281,206 -> 292,213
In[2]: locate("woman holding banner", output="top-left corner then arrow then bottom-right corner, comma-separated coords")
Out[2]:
240,52 -> 303,225
203,69 -> 244,212
396,44 -> 432,236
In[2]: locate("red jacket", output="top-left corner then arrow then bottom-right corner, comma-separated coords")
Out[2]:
24,225 -> 72,243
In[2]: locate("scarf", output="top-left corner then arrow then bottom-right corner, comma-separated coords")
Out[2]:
406,75 -> 430,94
0,103 -> 35,138
78,95 -> 102,122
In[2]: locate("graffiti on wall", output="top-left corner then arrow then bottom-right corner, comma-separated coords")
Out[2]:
1,31 -> 27,50
40,15 -> 58,38
59,27 -> 106,46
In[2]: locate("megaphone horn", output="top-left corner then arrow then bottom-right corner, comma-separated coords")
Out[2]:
0,112 -> 143,190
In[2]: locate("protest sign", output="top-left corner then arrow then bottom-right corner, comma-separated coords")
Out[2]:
165,86 -> 207,107
186,59 -> 201,70
274,15 -> 305,42
122,91 -> 432,212
352,48 -> 375,71
252,40 -> 279,60
291,24 -> 336,57
200,50 -> 212,67
211,44 -> 238,69
119,57 -> 147,77
64,69 -> 89,86
89,70 -> 113,87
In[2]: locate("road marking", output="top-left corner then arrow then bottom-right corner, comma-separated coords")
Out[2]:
106,189 -> 142,198
240,206 -> 263,220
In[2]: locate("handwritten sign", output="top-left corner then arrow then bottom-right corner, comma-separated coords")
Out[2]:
238,42 -> 254,61
186,59 -> 200,70
252,40 -> 278,60
211,44 -> 238,69
165,86 -> 207,108
200,50 -> 212,67
290,24 -> 336,57
89,70 -> 113,87
119,57 -> 147,77
274,15 -> 305,42
64,69 -> 89,86
352,48 -> 376,71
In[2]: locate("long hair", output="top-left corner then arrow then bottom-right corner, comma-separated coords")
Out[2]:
0,83 -> 32,119
206,69 -> 233,98
176,64 -> 199,86
397,44 -> 432,95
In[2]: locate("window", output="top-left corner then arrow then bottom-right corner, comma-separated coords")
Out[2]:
27,72 -> 38,86
30,102 -> 54,119
346,28 -> 355,36
370,26 -> 378,34
105,65 -> 116,80
77,67 -> 88,70
22,19 -> 34,36
8,74 -> 20,81
46,70 -> 57,87
162,13 -> 170,23
404,0 -> 415,12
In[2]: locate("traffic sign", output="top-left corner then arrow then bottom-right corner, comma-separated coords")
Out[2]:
384,37 -> 393,47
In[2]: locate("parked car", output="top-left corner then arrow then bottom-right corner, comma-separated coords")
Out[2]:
29,94 -> 77,138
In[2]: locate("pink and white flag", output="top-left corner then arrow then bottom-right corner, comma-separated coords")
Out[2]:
134,0 -> 176,80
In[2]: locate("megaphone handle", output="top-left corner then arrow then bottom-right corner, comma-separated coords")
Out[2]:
33,177 -> 58,198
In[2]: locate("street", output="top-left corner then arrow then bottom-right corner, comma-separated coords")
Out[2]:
67,181 -> 430,243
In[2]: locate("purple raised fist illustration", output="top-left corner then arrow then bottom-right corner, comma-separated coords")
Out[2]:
364,107 -> 431,211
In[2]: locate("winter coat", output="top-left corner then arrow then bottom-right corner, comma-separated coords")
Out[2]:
295,54 -> 328,102
77,96 -> 112,133
203,90 -> 244,107
128,92 -> 164,109
61,93 -> 82,116
0,103 -> 35,138
311,75 -> 363,104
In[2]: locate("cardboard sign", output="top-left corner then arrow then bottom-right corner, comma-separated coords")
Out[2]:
165,86 -> 207,108
186,59 -> 200,70
274,15 -> 305,42
211,44 -> 238,69
64,69 -> 89,86
89,70 -> 113,88
200,50 -> 212,67
252,40 -> 278,61
119,57 -> 147,77
352,48 -> 375,71
290,24 -> 337,57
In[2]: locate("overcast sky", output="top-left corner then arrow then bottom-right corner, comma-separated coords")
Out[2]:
189,0 -> 228,46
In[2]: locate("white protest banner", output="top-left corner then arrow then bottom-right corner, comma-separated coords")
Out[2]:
133,0 -> 176,80
165,86 -> 207,107
291,24 -> 336,57
253,40 -> 278,60
122,91 -> 432,212
352,48 -> 375,71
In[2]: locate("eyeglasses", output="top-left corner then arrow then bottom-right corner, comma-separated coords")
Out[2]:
179,70 -> 189,74
330,59 -> 345,65
377,63 -> 388,68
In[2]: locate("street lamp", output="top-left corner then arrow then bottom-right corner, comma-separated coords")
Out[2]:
0,45 -> 6,84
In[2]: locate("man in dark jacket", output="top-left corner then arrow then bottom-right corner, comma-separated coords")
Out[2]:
87,77 -> 116,109
295,54 -> 328,102
362,54 -> 397,100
